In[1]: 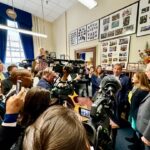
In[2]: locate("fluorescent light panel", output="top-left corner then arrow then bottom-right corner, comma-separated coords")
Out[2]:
0,24 -> 47,38
78,0 -> 97,9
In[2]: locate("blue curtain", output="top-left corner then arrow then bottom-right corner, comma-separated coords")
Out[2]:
0,16 -> 7,63
0,3 -> 34,61
18,22 -> 34,60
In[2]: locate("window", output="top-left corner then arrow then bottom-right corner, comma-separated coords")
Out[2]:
5,20 -> 25,66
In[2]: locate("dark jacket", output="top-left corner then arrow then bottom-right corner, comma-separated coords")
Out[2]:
1,78 -> 13,95
37,78 -> 53,90
0,126 -> 23,150
91,73 -> 106,96
113,74 -> 132,127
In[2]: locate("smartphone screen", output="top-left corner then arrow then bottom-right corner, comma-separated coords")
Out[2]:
79,107 -> 90,118
16,80 -> 22,94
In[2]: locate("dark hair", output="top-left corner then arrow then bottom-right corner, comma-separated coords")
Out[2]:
23,105 -> 89,150
7,64 -> 17,72
113,63 -> 123,69
21,87 -> 51,127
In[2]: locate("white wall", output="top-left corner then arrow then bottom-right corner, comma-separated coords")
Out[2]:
32,16 -> 54,57
52,0 -> 150,65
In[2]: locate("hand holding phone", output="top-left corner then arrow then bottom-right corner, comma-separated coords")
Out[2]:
16,80 -> 22,94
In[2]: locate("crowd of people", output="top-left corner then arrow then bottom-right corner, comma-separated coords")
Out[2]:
0,48 -> 149,150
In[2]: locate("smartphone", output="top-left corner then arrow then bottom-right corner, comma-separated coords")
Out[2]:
16,80 -> 22,94
79,107 -> 91,118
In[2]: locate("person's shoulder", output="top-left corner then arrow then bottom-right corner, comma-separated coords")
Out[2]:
120,73 -> 129,79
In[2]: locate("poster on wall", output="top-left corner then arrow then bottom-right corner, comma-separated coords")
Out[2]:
99,2 -> 138,41
77,25 -> 87,43
70,29 -> 78,46
101,36 -> 130,70
137,0 -> 150,36
87,20 -> 99,41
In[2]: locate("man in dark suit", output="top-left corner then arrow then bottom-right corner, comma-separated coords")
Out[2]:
111,63 -> 132,128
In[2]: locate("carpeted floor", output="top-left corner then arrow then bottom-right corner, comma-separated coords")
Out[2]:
115,127 -> 136,150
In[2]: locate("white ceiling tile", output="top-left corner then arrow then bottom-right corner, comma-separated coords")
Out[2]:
0,0 -> 77,22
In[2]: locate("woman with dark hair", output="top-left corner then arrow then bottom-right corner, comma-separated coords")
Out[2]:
21,86 -> 51,127
23,105 -> 90,150
91,65 -> 106,96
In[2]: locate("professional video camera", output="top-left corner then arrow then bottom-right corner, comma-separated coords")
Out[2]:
82,75 -> 121,150
18,59 -> 34,69
46,53 -> 85,74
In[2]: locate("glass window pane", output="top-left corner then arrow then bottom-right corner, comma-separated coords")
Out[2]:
21,52 -> 25,57
12,58 -> 21,63
5,58 -> 11,63
6,51 -> 11,57
11,52 -> 20,57
5,19 -> 25,66
10,42 -> 19,48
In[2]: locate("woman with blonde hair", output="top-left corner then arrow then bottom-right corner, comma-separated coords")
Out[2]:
127,72 -> 150,149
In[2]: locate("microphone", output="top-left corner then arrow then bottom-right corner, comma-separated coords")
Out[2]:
100,75 -> 122,95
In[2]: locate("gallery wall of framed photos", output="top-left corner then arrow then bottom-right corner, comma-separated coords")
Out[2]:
87,20 -> 99,41
137,0 -> 150,36
101,36 -> 130,70
99,2 -> 138,41
77,25 -> 87,44
70,29 -> 78,46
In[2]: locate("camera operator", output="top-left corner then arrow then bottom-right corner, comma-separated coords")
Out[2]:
37,67 -> 57,90
35,48 -> 48,71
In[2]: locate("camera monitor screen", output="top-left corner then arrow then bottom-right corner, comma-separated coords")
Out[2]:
79,107 -> 90,118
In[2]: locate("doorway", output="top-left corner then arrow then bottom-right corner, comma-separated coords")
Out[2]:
74,47 -> 96,68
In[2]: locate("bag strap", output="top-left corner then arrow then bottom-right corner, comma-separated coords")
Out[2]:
140,92 -> 150,104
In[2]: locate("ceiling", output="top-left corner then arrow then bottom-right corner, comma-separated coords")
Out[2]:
0,0 -> 78,22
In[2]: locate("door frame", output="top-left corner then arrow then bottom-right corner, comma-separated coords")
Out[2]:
74,47 -> 96,68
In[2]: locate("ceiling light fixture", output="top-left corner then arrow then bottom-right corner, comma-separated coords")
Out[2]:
0,24 -> 47,38
0,0 -> 47,38
78,0 -> 97,9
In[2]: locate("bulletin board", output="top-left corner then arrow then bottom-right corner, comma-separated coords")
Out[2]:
137,0 -> 150,36
101,36 -> 131,70
99,2 -> 138,41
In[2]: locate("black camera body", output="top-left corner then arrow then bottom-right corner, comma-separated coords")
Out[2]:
83,75 -> 121,150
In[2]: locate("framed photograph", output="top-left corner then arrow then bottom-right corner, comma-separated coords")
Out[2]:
101,36 -> 131,70
137,0 -> 150,36
127,63 -> 139,71
70,29 -> 78,45
86,20 -> 99,41
49,52 -> 56,58
99,2 -> 138,41
60,54 -> 65,59
77,25 -> 87,43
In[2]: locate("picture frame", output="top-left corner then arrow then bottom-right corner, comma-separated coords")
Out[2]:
127,63 -> 139,71
70,29 -> 78,45
137,0 -> 150,37
99,2 -> 138,41
86,20 -> 99,41
60,54 -> 65,60
77,25 -> 87,44
49,52 -> 56,58
101,36 -> 131,70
